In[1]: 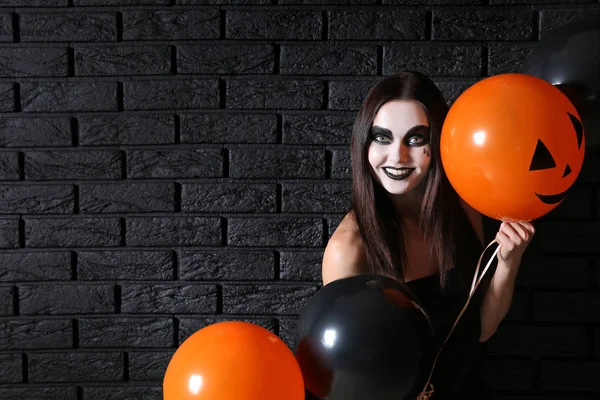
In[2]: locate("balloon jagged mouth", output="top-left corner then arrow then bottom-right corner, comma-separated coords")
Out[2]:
535,189 -> 570,204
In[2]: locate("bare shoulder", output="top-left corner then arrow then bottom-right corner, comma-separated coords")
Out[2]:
458,197 -> 485,246
322,212 -> 368,285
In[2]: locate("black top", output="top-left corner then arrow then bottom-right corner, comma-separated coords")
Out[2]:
403,207 -> 501,399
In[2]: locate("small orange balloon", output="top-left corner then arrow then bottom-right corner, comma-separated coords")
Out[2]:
163,321 -> 304,400
441,73 -> 585,221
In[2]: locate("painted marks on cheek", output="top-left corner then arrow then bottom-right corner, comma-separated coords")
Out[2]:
423,148 -> 430,158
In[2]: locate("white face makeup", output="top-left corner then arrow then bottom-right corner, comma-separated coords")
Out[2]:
367,100 -> 432,196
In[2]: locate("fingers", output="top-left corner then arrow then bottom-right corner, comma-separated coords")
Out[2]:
500,221 -> 536,243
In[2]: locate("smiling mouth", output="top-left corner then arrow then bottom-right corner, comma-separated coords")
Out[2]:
382,167 -> 415,180
535,189 -> 570,205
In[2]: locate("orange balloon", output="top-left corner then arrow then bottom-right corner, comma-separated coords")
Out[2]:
441,73 -> 585,221
163,321 -> 304,400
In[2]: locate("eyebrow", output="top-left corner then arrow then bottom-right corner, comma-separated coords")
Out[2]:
371,124 -> 430,137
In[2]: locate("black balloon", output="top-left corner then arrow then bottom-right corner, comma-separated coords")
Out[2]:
524,17 -> 600,147
295,274 -> 434,400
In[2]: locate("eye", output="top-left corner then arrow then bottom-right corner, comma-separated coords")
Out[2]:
529,139 -> 556,171
407,135 -> 426,146
372,134 -> 392,144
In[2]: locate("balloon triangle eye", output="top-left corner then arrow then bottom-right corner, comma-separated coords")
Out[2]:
529,139 -> 556,171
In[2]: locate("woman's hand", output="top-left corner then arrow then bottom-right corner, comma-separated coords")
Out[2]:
495,221 -> 535,269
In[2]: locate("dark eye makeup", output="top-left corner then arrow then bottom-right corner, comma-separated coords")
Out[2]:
369,125 -> 430,146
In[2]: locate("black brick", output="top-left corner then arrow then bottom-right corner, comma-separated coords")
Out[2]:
0,218 -> 18,249
76,0 -> 168,4
384,45 -> 482,77
0,152 -> 19,180
29,352 -> 123,382
0,319 -> 72,349
79,318 -> 173,347
540,9 -> 600,39
178,44 -> 275,74
75,45 -> 170,76
279,317 -> 300,348
228,217 -> 323,247
534,292 -> 600,322
483,359 -> 534,390
0,13 -> 12,42
517,256 -> 589,288
327,214 -> 344,238
123,10 -> 219,40
25,151 -> 121,180
121,284 -> 217,313
24,217 -> 121,247
432,9 -> 533,41
0,185 -> 74,213
182,183 -> 276,213
538,222 -> 600,253
487,325 -> 587,356
230,148 -> 325,179
280,251 -> 323,281
78,250 -> 173,280
329,9 -> 426,40
283,114 -> 353,145
0,117 -> 71,147
435,80 -> 476,104
2,0 -> 67,4
82,386 -> 161,400
123,79 -> 219,110
0,83 -> 14,111
541,360 -> 600,392
20,12 -> 117,42
0,251 -> 71,281
79,115 -> 175,146
282,181 -> 351,213
0,286 -> 12,315
21,82 -> 118,112
180,0 -> 269,3
0,387 -> 77,400
227,10 -> 321,40
328,79 -> 376,110
179,250 -> 275,280
542,187 -> 592,219
506,291 -> 528,321
331,148 -> 351,179
80,183 -> 175,213
0,354 -> 21,383
281,45 -> 377,75
179,317 -> 277,343
181,113 -> 277,144
126,217 -> 222,247
488,45 -> 533,75
129,351 -> 172,382
222,284 -> 318,314
227,79 -> 324,109
0,47 -> 68,77
19,284 -> 115,315
127,149 -> 222,178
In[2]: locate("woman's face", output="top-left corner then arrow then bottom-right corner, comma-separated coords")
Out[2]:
367,100 -> 432,196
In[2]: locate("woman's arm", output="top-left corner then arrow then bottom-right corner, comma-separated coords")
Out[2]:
479,221 -> 535,342
322,213 -> 368,285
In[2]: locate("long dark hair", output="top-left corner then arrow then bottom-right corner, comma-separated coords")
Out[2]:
350,71 -> 461,288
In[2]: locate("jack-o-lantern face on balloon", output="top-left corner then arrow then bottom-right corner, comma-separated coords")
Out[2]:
441,73 -> 585,222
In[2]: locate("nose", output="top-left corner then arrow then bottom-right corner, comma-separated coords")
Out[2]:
389,141 -> 410,164
562,164 -> 572,178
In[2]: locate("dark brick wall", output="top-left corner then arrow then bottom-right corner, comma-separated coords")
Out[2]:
0,1 -> 599,399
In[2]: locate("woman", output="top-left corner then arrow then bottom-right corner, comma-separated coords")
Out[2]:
322,72 -> 535,398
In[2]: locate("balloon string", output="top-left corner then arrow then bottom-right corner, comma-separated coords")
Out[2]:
416,239 -> 500,399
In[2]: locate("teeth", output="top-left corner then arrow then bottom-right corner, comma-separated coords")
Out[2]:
384,167 -> 412,176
